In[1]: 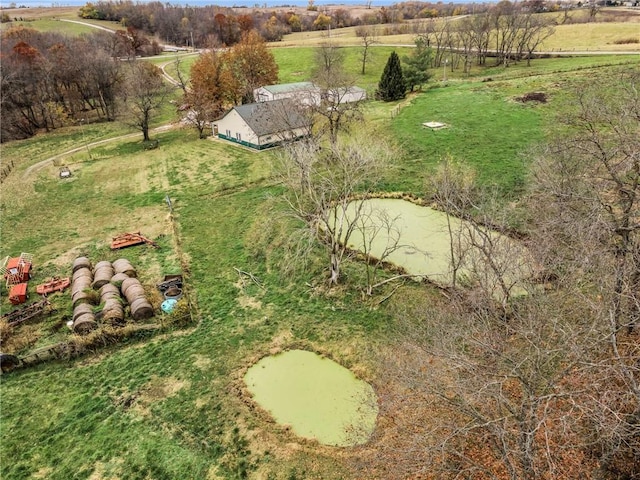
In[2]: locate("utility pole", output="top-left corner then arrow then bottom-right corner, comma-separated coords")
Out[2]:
79,119 -> 92,160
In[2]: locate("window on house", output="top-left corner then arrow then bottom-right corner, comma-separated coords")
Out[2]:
226,129 -> 231,137
236,133 -> 241,141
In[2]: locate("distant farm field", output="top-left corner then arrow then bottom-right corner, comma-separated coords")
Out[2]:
540,22 -> 640,51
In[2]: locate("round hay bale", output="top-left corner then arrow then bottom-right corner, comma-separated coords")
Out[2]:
72,256 -> 92,273
103,310 -> 125,325
72,298 -> 91,310
92,265 -> 114,289
130,298 -> 154,320
110,273 -> 129,286
73,314 -> 97,335
102,298 -> 123,312
72,296 -> 93,309
72,303 -> 94,322
120,277 -> 141,295
124,287 -> 146,305
93,261 -> 112,274
112,258 -> 136,277
72,267 -> 93,283
100,283 -> 120,301
71,280 -> 92,298
71,286 -> 91,302
102,299 -> 125,324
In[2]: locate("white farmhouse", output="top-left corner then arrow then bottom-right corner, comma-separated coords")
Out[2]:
213,99 -> 310,150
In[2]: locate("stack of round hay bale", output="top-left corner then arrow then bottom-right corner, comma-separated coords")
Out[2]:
71,257 -> 94,309
71,257 -> 98,334
92,260 -> 114,289
100,283 -> 124,325
120,277 -> 154,320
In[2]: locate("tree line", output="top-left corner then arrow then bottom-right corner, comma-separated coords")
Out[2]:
0,27 -> 128,142
0,24 -> 279,143
76,0 -> 498,47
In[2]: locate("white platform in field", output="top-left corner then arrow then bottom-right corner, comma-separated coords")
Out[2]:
422,121 -> 448,130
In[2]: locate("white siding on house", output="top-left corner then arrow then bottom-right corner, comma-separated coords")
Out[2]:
214,99 -> 310,149
256,126 -> 308,146
215,109 -> 259,146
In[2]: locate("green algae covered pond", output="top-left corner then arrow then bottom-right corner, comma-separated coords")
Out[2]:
343,198 -> 533,296
244,349 -> 378,447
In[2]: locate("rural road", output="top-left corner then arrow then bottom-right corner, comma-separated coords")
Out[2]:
59,18 -> 117,33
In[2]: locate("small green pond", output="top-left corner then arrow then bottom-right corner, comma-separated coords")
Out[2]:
244,349 -> 378,447
343,198 -> 532,295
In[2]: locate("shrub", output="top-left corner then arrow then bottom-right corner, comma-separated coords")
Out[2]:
613,38 -> 639,45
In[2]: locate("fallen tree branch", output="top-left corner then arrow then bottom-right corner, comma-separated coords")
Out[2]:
233,267 -> 265,290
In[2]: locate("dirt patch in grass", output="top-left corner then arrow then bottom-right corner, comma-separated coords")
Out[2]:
32,467 -> 53,479
87,458 -> 124,480
47,245 -> 91,268
206,465 -> 226,480
237,294 -> 263,310
129,375 -> 190,416
515,91 -> 548,103
233,278 -> 265,310
192,354 -> 213,370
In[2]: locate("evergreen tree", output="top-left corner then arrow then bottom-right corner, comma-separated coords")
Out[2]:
376,51 -> 406,102
403,37 -> 433,92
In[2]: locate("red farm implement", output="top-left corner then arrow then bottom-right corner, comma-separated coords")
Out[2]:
110,232 -> 158,250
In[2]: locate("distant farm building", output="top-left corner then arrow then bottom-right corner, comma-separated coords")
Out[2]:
213,99 -> 310,150
254,82 -> 367,107
253,82 -> 320,105
325,86 -> 367,104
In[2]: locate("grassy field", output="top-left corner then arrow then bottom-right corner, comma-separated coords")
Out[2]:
1,39 -> 639,480
0,17 -> 97,34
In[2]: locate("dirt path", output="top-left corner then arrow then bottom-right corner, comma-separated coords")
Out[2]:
22,124 -> 176,180
59,18 -> 117,33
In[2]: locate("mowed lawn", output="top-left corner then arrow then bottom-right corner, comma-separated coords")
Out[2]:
387,81 -> 547,195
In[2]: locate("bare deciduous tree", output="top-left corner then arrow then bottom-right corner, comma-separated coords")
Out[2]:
311,42 -> 365,145
356,25 -> 378,75
353,291 -> 600,480
529,71 -> 640,334
527,71 -> 640,478
353,205 -> 405,296
172,54 -> 188,94
426,157 -> 533,313
279,132 -> 393,286
123,60 -> 171,142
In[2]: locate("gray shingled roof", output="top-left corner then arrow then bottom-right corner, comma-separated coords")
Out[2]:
233,99 -> 309,137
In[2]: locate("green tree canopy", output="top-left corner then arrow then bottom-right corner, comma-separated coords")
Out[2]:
376,51 -> 406,102
403,37 -> 433,92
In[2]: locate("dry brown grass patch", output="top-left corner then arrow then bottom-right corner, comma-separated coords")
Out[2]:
131,375 -> 190,416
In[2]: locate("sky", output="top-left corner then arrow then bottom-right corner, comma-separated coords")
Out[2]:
1,0 -> 471,9
4,0 -> 387,7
